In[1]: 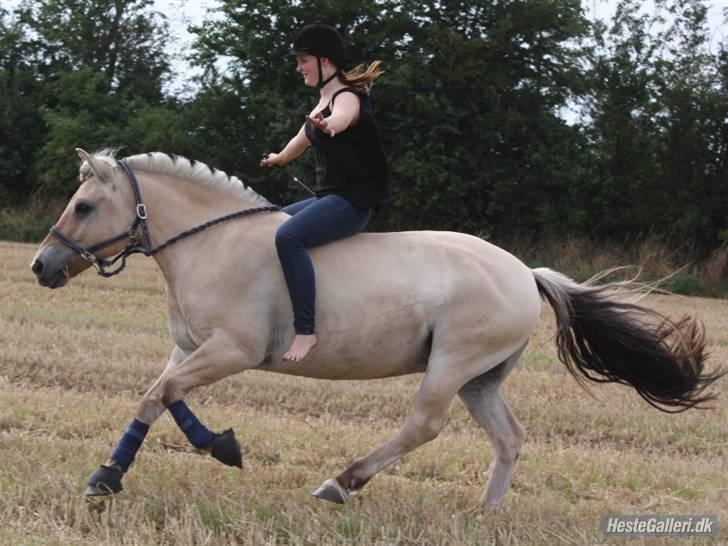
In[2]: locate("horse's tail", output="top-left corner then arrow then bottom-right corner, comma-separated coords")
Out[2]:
531,267 -> 725,413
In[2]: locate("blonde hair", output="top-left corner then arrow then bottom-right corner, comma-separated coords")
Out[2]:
340,60 -> 384,91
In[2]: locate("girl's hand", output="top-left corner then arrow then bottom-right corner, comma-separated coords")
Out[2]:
260,152 -> 281,167
306,114 -> 336,137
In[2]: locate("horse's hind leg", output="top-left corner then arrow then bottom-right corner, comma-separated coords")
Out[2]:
312,362 -> 476,504
458,344 -> 527,511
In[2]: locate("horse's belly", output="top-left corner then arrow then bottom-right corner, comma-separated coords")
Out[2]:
257,298 -> 430,380
301,231 -> 539,379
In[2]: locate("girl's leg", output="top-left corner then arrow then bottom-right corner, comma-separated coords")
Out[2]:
275,194 -> 372,361
282,196 -> 318,216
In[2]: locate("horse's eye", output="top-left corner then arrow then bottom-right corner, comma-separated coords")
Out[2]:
75,202 -> 93,215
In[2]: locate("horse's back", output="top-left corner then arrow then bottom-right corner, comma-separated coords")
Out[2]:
293,230 -> 542,378
315,229 -> 537,309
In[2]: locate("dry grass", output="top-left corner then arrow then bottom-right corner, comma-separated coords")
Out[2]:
510,233 -> 728,297
1,241 -> 726,545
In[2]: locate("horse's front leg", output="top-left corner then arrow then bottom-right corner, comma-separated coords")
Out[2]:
86,336 -> 257,496
158,335 -> 254,470
85,346 -> 186,496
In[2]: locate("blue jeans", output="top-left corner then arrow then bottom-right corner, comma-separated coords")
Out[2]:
276,195 -> 372,335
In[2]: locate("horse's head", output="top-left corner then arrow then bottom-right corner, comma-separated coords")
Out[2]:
31,149 -> 137,288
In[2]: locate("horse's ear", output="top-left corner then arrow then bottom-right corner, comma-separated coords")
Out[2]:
76,148 -> 111,181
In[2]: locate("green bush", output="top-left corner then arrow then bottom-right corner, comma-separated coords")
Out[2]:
0,201 -> 62,242
665,273 -> 703,296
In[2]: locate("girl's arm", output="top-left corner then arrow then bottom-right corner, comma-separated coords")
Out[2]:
306,92 -> 360,137
260,124 -> 310,167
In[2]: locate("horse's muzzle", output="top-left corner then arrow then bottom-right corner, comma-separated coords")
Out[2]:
31,244 -> 73,288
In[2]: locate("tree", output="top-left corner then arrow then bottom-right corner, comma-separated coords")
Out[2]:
580,0 -> 662,236
373,0 -> 589,233
8,0 -> 189,195
583,0 -> 728,248
16,0 -> 170,100
650,0 -> 728,246
0,8 -> 46,203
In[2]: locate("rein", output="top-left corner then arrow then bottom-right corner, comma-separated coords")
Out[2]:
49,159 -> 280,278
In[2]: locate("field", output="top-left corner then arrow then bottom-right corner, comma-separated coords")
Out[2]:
1,240 -> 726,545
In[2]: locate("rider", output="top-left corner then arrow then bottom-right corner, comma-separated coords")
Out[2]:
261,23 -> 390,362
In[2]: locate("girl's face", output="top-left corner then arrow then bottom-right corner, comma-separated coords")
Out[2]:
296,54 -> 318,87
296,54 -> 336,88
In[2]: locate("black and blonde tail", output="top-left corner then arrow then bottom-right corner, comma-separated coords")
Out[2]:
532,268 -> 724,412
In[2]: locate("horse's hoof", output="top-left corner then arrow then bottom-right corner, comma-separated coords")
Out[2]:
312,478 -> 348,504
85,484 -> 113,497
211,428 -> 243,468
85,465 -> 123,496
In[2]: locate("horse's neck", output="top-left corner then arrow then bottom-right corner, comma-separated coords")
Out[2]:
137,171 -> 272,279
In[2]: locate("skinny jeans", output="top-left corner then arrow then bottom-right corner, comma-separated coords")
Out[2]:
276,194 -> 372,335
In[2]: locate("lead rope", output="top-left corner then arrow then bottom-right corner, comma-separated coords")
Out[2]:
145,205 -> 281,257
95,205 -> 281,278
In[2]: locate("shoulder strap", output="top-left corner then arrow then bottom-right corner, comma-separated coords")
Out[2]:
330,86 -> 363,107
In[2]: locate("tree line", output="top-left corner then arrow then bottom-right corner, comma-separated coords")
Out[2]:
1,0 -> 727,252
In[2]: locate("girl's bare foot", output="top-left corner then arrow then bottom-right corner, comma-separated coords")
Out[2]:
283,334 -> 317,362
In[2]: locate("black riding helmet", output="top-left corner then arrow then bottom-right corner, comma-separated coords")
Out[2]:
291,23 -> 345,88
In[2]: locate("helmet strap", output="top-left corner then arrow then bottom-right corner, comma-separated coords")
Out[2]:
316,57 -> 339,89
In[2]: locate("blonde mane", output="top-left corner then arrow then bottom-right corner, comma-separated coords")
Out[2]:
80,149 -> 271,207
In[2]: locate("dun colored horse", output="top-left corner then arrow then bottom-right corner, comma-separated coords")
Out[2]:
31,149 -> 722,510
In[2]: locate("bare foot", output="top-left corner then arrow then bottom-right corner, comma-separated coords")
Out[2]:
282,334 -> 317,362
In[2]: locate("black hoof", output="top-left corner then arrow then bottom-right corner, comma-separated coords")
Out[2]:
85,465 -> 123,497
211,428 -> 243,468
312,479 -> 348,504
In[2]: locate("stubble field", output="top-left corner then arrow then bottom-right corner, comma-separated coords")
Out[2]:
1,240 -> 726,545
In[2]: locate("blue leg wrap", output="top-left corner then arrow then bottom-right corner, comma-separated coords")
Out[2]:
110,419 -> 150,472
168,400 -> 214,449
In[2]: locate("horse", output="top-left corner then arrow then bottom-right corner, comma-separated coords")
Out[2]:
30,148 -> 723,511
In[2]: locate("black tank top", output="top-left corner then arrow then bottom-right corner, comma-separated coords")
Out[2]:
304,87 -> 390,209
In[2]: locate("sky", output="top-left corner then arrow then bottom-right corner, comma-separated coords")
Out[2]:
153,0 -> 222,95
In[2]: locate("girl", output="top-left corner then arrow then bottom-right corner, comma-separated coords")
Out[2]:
261,23 -> 390,362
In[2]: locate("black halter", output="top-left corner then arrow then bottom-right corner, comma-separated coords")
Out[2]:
49,159 -> 279,278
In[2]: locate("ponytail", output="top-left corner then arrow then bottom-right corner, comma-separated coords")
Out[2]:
340,60 -> 384,91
